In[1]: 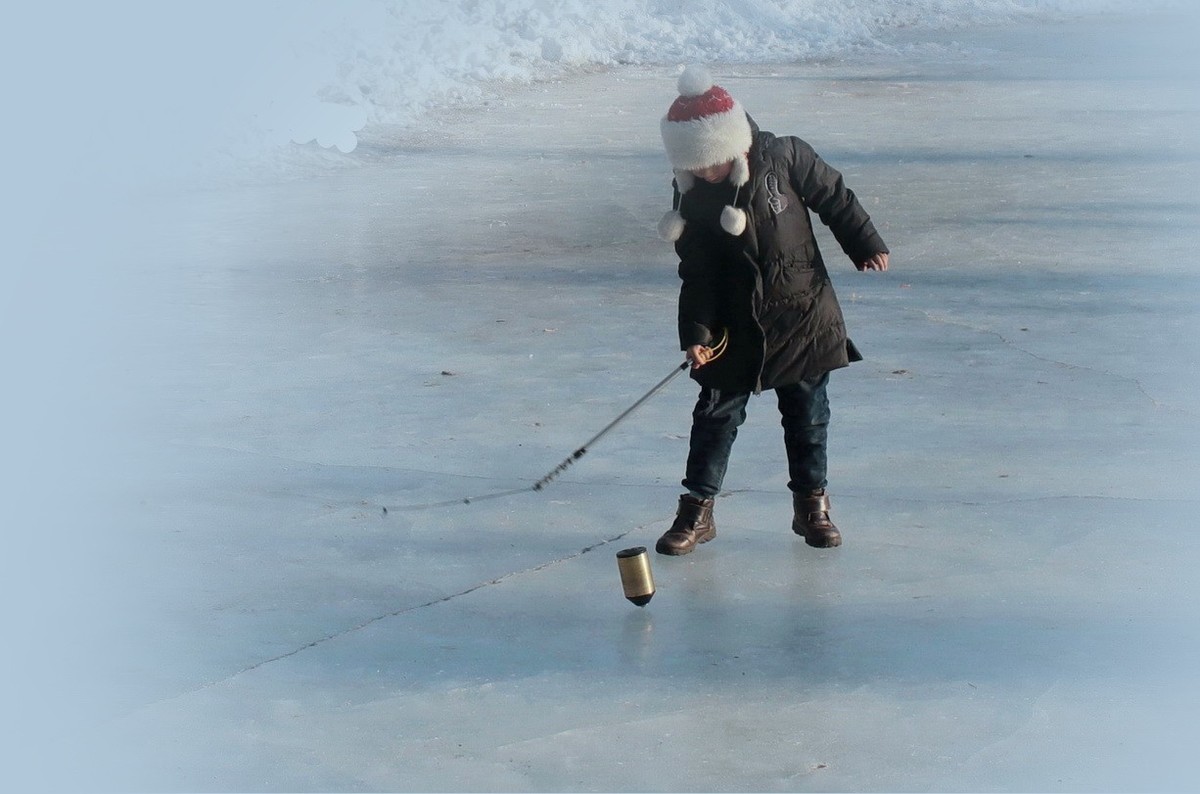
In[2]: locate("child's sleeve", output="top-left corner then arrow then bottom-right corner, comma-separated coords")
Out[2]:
788,137 -> 888,264
674,215 -> 720,350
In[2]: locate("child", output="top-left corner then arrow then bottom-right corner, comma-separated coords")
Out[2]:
655,65 -> 889,556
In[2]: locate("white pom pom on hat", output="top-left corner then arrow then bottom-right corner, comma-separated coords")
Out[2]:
658,209 -> 686,242
720,206 -> 747,236
658,64 -> 753,240
677,64 -> 716,97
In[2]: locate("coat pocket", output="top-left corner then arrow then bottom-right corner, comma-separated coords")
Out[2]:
766,261 -> 820,308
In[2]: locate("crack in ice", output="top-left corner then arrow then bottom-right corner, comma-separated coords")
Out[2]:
146,524 -> 650,708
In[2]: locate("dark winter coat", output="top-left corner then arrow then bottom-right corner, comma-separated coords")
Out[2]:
674,119 -> 888,393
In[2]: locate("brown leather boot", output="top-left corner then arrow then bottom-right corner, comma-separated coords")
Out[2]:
655,494 -> 716,556
793,490 -> 842,548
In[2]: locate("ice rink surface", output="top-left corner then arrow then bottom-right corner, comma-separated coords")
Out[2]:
15,10 -> 1200,793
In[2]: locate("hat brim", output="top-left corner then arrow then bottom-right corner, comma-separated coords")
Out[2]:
660,103 -> 753,174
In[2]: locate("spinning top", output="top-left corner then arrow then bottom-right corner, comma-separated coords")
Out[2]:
616,546 -> 655,607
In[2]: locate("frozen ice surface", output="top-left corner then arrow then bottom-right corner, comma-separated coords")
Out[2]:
13,11 -> 1200,793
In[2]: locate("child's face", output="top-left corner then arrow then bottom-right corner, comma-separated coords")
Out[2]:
690,161 -> 734,184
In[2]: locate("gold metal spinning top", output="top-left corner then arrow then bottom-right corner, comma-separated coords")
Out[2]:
616,546 -> 655,607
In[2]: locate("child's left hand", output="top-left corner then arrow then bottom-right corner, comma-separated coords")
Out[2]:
857,252 -> 889,272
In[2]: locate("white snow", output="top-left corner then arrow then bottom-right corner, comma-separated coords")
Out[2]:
4,1 -> 1200,792
206,0 -> 1188,164
4,0 -> 1181,183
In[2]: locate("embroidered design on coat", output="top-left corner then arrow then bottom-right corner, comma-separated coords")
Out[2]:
765,172 -> 790,215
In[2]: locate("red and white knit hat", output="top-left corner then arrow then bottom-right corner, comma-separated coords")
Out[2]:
659,65 -> 752,241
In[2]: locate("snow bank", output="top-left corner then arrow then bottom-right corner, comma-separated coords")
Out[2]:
7,0 -> 1171,183
246,0 -> 1165,158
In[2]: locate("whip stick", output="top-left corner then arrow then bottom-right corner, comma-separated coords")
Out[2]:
382,363 -> 686,512
531,360 -> 688,492
384,330 -> 726,512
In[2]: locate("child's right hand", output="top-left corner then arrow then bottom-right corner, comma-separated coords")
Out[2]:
687,345 -> 713,369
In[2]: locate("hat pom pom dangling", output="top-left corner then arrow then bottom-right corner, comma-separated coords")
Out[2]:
659,210 -> 686,242
720,206 -> 747,236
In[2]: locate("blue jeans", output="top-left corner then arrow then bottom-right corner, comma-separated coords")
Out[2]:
682,374 -> 831,498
